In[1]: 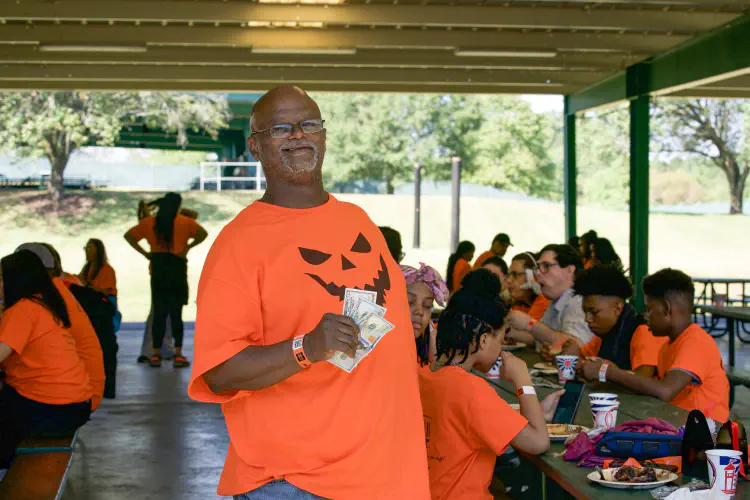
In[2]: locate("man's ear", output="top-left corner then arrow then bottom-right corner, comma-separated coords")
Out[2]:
662,299 -> 673,318
247,135 -> 259,160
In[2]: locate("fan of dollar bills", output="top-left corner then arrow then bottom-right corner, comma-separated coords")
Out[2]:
328,288 -> 395,373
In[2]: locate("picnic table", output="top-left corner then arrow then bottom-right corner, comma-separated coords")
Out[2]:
481,349 -> 750,499
693,305 -> 750,368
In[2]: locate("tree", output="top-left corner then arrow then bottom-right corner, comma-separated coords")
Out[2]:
0,92 -> 229,208
657,99 -> 750,214
470,96 -> 561,200
314,93 -> 483,194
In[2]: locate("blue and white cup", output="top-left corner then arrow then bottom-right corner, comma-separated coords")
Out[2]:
706,449 -> 743,497
555,355 -> 578,383
487,356 -> 502,379
592,402 -> 620,430
589,393 -> 618,404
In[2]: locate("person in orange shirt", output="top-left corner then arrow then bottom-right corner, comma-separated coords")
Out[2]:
507,252 -> 550,319
473,233 -> 512,269
582,269 -> 730,423
552,265 -> 668,378
402,263 -> 449,367
447,240 -> 475,293
579,230 -> 598,270
125,192 -> 208,368
0,251 -> 93,471
420,268 -> 549,500
188,86 -> 430,500
14,243 -> 107,406
79,239 -> 117,297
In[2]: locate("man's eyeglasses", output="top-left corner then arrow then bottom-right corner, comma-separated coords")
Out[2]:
251,119 -> 325,139
536,262 -> 560,274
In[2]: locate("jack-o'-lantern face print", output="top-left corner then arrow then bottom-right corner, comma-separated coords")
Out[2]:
299,232 -> 391,306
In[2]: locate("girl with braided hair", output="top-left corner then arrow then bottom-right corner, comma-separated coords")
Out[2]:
420,268 -> 551,500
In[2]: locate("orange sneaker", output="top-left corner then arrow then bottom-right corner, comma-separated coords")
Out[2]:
173,355 -> 190,368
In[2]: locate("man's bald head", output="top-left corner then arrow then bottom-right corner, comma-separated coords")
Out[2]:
247,85 -> 326,187
250,85 -> 320,131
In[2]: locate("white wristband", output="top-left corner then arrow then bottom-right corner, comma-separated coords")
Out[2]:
599,363 -> 610,383
516,386 -> 536,397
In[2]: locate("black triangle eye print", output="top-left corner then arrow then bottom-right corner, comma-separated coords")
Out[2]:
350,233 -> 372,253
342,255 -> 356,271
299,247 -> 332,266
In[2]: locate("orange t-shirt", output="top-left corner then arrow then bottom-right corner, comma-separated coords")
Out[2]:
580,325 -> 669,370
61,272 -> 83,287
0,299 -> 93,405
84,263 -> 118,296
188,195 -> 430,499
657,324 -> 730,422
129,214 -> 202,255
472,250 -> 495,270
53,278 -> 105,410
420,367 -> 528,500
452,258 -> 472,292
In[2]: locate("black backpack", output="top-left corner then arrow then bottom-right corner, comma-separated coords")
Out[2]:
67,284 -> 116,339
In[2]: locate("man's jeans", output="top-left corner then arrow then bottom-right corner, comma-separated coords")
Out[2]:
234,479 -> 328,500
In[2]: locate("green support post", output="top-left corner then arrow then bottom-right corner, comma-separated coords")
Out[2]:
563,96 -> 577,242
629,94 -> 650,312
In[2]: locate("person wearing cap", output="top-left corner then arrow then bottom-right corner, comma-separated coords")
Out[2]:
473,233 -> 513,269
12,243 -> 105,409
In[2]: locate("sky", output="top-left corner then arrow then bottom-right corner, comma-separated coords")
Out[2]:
522,94 -> 564,114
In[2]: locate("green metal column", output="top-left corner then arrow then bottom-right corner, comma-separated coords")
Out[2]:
563,96 -> 577,242
629,94 -> 650,311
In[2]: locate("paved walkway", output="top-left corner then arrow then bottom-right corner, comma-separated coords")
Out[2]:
62,324 -> 229,500
60,322 -> 750,499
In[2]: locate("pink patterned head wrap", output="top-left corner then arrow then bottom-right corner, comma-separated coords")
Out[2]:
401,263 -> 450,307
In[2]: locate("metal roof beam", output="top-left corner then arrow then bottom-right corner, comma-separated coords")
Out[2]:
0,1 -> 738,32
0,24 -> 689,53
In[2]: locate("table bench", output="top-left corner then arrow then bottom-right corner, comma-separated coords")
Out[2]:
0,452 -> 73,500
16,430 -> 78,455
726,366 -> 750,408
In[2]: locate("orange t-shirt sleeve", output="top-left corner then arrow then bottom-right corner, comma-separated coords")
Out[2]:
180,216 -> 201,239
469,382 -> 528,455
0,301 -> 35,355
94,265 -> 117,296
666,331 -> 712,383
128,217 -> 152,241
472,251 -> 491,270
188,233 -> 265,404
630,325 -> 668,370
528,295 -> 551,321
580,336 -> 602,358
453,259 -> 471,291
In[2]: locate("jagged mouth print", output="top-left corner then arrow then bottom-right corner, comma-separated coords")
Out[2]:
306,255 -> 391,307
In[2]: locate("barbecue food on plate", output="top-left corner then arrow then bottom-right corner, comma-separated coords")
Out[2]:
613,466 -> 658,483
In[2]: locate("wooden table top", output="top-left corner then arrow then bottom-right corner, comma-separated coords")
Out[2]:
481,349 -> 749,499
694,305 -> 750,322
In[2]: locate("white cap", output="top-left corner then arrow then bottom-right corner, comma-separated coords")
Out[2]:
15,243 -> 56,269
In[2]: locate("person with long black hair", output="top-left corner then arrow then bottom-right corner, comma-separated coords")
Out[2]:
0,250 -> 93,472
446,240 -> 475,293
79,238 -> 117,297
590,237 -> 624,271
125,192 -> 208,368
419,268 -> 550,499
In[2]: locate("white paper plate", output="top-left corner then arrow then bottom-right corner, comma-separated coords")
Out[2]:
546,424 -> 590,442
587,468 -> 679,490
533,362 -> 558,374
501,342 -> 527,352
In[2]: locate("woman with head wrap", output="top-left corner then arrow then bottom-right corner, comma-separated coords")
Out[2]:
402,263 -> 449,367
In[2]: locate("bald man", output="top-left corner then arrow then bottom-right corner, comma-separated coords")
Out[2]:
188,86 -> 430,500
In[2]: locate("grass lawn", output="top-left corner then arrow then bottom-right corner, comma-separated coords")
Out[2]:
1,189 -> 748,322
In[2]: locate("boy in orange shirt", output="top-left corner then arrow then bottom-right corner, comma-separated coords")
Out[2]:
553,265 -> 668,378
421,269 -> 549,500
582,269 -> 730,423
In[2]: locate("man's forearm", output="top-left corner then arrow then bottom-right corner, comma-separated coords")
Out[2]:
606,366 -> 671,401
530,322 -> 579,346
204,338 -> 305,393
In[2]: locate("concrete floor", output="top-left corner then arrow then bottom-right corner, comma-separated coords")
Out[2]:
62,324 -> 230,500
60,321 -> 750,499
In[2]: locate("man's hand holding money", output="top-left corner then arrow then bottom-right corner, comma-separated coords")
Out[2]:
305,313 -> 361,363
